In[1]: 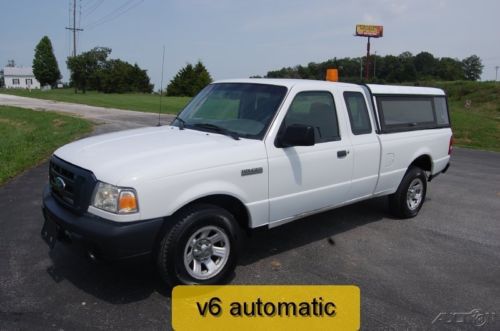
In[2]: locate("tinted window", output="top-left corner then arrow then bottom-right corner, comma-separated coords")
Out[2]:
344,92 -> 372,135
377,96 -> 436,131
434,96 -> 450,126
282,91 -> 340,143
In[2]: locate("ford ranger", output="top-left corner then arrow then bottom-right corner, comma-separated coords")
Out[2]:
41,79 -> 452,285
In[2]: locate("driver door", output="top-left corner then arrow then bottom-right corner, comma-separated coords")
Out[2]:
266,90 -> 353,224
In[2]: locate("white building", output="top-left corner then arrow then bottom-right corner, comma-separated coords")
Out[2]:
3,67 -> 41,89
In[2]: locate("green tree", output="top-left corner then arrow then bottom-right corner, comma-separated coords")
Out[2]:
166,63 -> 195,96
414,51 -> 437,79
166,61 -> 212,96
32,36 -> 61,87
266,66 -> 300,79
99,60 -> 153,93
67,47 -> 152,93
379,55 -> 402,82
192,61 -> 213,94
66,47 -> 111,93
264,51 -> 475,83
398,52 -> 417,82
462,55 -> 483,81
436,57 -> 464,81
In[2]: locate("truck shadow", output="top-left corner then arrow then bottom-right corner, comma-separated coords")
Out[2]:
46,196 -> 391,304
238,196 -> 390,266
47,245 -> 169,303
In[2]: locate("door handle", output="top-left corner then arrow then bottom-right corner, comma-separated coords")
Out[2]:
337,150 -> 348,158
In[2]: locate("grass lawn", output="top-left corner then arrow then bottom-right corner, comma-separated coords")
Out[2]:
0,88 -> 191,115
0,106 -> 93,185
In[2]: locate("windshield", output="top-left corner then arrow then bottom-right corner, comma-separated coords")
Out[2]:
173,83 -> 288,140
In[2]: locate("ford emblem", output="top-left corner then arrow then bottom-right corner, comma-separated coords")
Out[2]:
54,177 -> 66,190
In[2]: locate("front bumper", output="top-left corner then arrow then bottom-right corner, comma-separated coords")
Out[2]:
42,185 -> 164,260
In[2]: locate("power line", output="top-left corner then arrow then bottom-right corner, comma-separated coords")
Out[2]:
86,0 -> 143,30
83,0 -> 97,9
85,0 -> 144,30
83,0 -> 104,18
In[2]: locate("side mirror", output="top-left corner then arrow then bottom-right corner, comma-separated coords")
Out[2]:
277,124 -> 315,147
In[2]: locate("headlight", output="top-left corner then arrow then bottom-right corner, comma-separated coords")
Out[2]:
92,182 -> 138,214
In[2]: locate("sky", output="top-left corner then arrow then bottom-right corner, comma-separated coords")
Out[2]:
1,0 -> 499,89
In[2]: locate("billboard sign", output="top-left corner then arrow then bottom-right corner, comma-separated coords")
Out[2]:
355,25 -> 383,38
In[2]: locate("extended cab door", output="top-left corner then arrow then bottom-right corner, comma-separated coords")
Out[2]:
341,89 -> 381,201
265,89 -> 353,224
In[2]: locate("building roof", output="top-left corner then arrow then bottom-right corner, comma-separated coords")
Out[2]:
3,67 -> 35,77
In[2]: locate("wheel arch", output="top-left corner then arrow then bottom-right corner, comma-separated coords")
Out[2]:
179,194 -> 251,230
409,154 -> 432,173
152,193 -> 251,262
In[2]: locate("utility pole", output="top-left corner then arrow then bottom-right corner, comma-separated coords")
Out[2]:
66,0 -> 83,57
496,66 -> 499,81
365,37 -> 371,81
359,58 -> 363,81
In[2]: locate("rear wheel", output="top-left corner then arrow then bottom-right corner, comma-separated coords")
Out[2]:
389,166 -> 427,218
157,204 -> 239,286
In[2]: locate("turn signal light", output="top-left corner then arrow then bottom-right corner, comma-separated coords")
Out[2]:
119,191 -> 138,213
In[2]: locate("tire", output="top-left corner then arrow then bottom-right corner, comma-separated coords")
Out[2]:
388,166 -> 427,218
157,203 -> 240,286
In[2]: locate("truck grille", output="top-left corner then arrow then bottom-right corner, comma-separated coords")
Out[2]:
49,156 -> 97,215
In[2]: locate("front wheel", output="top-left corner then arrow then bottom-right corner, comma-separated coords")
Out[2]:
157,204 -> 239,286
389,166 -> 427,218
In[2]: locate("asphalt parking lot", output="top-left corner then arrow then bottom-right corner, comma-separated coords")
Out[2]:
1,98 -> 499,330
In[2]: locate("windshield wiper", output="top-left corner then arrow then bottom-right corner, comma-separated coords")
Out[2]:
173,116 -> 186,130
192,123 -> 240,140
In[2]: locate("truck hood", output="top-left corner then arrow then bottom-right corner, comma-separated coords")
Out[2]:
54,126 -> 267,186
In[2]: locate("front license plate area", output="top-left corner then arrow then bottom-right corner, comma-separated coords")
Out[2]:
41,216 -> 59,248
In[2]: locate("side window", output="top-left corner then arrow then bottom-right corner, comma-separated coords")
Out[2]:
434,96 -> 450,126
343,92 -> 372,135
282,91 -> 340,143
377,96 -> 436,131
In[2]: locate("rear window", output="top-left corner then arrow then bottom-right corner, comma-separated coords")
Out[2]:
376,95 -> 450,132
344,92 -> 372,135
434,96 -> 450,126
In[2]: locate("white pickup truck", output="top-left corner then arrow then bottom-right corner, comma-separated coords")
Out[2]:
41,79 -> 452,285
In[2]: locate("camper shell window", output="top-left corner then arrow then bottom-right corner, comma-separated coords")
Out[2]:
376,95 -> 450,133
